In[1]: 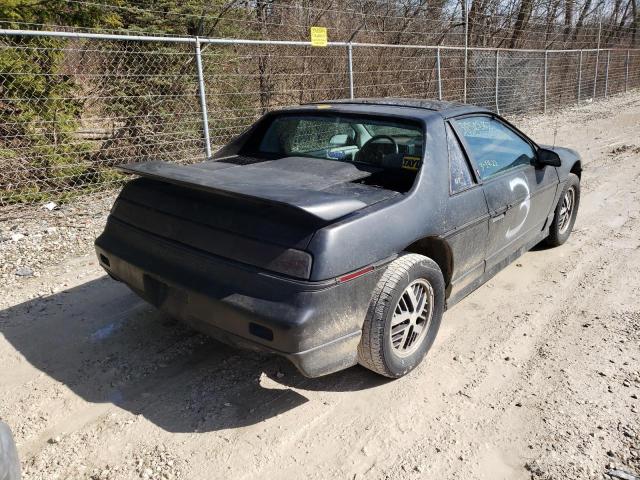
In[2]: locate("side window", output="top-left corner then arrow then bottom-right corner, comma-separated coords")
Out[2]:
447,123 -> 475,194
454,116 -> 535,180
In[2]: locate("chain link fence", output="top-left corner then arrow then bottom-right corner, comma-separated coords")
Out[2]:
1,29 -> 639,206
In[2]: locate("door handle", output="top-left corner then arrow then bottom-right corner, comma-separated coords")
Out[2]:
490,206 -> 508,222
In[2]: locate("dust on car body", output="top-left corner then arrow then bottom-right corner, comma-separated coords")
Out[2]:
96,98 -> 582,378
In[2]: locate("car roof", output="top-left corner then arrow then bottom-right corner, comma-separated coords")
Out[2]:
320,97 -> 464,111
280,97 -> 490,120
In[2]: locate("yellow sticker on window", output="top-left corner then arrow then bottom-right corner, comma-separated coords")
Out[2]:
401,156 -> 422,171
310,27 -> 328,47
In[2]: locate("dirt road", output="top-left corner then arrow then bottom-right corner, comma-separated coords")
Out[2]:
1,94 -> 639,480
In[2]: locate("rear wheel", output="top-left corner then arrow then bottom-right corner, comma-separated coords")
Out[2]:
546,173 -> 580,247
358,253 -> 444,378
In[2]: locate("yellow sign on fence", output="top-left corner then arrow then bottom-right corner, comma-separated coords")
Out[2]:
310,27 -> 328,47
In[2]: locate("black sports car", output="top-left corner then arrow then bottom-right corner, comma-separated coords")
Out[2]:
95,99 -> 582,378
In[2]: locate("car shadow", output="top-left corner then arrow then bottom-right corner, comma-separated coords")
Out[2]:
0,276 -> 388,433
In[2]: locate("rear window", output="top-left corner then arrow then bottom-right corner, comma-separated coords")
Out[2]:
253,114 -> 423,167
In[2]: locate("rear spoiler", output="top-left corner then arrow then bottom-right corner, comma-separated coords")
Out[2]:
118,160 -> 373,222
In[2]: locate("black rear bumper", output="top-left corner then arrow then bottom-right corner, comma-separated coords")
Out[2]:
95,219 -> 385,377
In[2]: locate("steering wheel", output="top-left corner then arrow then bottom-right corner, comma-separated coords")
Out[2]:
356,135 -> 399,166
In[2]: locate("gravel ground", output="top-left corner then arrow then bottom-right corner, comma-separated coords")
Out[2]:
0,92 -> 639,480
0,191 -> 116,304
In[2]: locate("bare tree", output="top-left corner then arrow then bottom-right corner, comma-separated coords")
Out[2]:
510,0 -> 534,47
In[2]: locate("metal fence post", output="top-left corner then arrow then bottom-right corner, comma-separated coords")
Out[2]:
577,50 -> 582,104
194,37 -> 212,159
495,49 -> 500,114
463,0 -> 469,103
604,49 -> 610,97
436,47 -> 442,100
347,42 -> 354,99
543,51 -> 548,113
593,21 -> 602,99
625,50 -> 630,92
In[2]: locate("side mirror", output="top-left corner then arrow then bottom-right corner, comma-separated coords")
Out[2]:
536,148 -> 562,167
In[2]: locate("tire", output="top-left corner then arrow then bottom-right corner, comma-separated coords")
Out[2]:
358,253 -> 445,378
546,173 -> 580,247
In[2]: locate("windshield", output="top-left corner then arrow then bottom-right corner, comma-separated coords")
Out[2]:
253,114 -> 424,169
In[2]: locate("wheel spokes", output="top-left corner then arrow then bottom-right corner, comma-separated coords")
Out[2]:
391,311 -> 412,327
391,322 -> 411,348
559,187 -> 575,234
404,285 -> 419,314
414,286 -> 427,317
412,320 -> 424,335
389,279 -> 434,356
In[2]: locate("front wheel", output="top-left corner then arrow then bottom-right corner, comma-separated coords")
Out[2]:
546,173 -> 580,247
357,253 -> 444,378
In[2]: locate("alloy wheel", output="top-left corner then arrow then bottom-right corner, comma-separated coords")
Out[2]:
389,279 -> 434,357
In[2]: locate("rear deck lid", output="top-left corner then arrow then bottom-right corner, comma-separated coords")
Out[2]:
106,156 -> 399,278
118,156 -> 397,222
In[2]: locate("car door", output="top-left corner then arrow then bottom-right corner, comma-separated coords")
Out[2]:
442,122 -> 489,298
452,115 -> 559,272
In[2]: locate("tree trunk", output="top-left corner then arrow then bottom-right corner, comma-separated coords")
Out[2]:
564,0 -> 574,37
510,0 -> 534,48
571,0 -> 593,44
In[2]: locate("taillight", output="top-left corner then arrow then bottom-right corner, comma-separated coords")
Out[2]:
267,249 -> 313,279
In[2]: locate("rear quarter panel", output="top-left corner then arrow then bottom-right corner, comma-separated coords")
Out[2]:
307,116 -> 451,280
